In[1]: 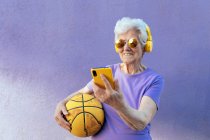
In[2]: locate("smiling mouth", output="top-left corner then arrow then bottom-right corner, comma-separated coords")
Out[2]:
124,53 -> 133,56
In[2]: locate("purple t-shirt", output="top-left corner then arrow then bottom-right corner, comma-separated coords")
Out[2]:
86,63 -> 164,140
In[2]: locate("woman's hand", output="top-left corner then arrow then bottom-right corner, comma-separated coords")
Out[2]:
54,100 -> 70,131
92,74 -> 126,111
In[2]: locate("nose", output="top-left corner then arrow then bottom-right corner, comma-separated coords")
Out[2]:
124,42 -> 131,51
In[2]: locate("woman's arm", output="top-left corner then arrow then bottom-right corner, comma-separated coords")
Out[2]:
116,96 -> 157,130
63,86 -> 93,103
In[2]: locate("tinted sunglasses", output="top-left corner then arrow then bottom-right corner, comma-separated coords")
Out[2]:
115,38 -> 139,49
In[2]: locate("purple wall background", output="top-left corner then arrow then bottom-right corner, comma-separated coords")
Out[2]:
0,0 -> 210,140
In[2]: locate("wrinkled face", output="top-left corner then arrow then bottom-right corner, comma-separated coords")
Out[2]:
116,29 -> 144,65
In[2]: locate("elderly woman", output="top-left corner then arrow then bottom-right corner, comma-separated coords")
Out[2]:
54,17 -> 164,140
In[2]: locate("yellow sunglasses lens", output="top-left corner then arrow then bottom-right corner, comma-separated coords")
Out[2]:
115,39 -> 125,48
128,38 -> 138,48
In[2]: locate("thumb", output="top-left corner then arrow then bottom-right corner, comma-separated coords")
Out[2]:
114,79 -> 119,91
62,107 -> 69,115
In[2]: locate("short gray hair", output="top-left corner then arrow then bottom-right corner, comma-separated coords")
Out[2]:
114,17 -> 148,46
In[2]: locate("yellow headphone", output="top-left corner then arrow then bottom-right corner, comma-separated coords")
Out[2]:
144,25 -> 153,53
115,25 -> 153,53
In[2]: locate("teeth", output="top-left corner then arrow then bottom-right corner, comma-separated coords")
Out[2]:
124,53 -> 132,56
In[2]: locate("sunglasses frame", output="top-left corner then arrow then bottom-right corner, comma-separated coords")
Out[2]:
115,38 -> 140,49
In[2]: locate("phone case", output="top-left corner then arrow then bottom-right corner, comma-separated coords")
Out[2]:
91,67 -> 115,89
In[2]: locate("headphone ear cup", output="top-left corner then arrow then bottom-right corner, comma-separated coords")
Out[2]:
144,25 -> 153,53
144,41 -> 153,52
115,46 -> 119,53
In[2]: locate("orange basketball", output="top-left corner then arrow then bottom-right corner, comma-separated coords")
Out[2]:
65,93 -> 104,137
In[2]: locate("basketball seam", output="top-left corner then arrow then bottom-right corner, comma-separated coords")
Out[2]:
70,97 -> 95,102
82,94 -> 88,136
85,112 -> 103,126
67,106 -> 103,111
67,111 -> 104,125
67,112 -> 103,134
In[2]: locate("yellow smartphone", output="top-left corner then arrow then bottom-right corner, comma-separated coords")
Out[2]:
91,67 -> 115,89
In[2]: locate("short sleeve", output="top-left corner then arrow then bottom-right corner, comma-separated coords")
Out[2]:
143,76 -> 164,110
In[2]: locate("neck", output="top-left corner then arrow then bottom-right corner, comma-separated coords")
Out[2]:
120,63 -> 146,74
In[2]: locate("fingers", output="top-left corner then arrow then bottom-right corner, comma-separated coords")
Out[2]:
92,82 -> 98,91
92,82 -> 106,102
55,111 -> 70,130
61,107 -> 69,115
92,83 -> 99,97
92,83 -> 102,97
114,79 -> 119,91
54,103 -> 71,131
100,74 -> 112,90
58,115 -> 70,129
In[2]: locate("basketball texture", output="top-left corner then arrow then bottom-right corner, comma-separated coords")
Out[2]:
65,93 -> 104,137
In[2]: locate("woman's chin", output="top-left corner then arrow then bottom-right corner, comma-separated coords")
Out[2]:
122,60 -> 135,65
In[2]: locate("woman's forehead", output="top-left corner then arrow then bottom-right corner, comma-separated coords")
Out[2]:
117,29 -> 140,39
